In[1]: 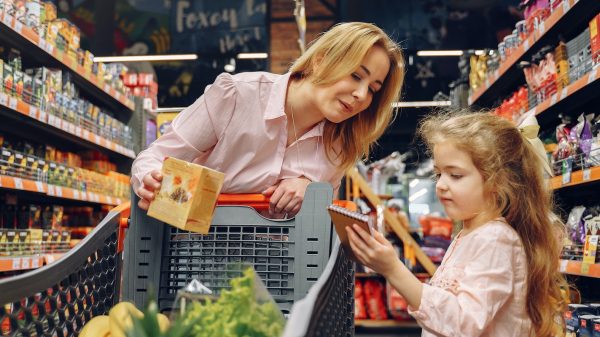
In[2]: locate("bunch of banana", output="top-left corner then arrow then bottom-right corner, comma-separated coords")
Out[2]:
79,302 -> 170,337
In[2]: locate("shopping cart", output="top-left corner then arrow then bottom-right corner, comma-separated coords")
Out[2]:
0,203 -> 130,337
122,182 -> 353,313
0,182 -> 355,336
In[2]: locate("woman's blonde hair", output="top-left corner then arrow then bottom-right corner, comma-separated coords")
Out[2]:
289,22 -> 405,170
418,111 -> 567,336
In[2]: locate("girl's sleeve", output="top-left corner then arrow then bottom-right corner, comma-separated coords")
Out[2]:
131,73 -> 237,195
408,231 -> 517,336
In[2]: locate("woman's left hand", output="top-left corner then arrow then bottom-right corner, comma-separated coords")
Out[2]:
262,177 -> 311,218
347,224 -> 402,278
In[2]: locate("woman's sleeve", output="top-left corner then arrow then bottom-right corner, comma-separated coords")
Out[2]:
131,73 -> 237,195
408,232 -> 517,336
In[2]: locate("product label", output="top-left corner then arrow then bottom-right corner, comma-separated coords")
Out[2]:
13,178 -> 23,190
29,106 -> 37,119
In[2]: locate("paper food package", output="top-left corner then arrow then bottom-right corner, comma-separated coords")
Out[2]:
147,157 -> 225,233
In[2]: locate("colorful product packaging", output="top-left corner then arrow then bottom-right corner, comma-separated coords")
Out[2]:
147,157 -> 225,234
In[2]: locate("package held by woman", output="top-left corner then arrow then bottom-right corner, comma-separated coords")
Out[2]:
147,157 -> 225,233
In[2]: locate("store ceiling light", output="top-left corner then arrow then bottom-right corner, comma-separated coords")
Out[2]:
417,50 -> 464,57
93,54 -> 198,63
237,53 -> 268,59
392,101 -> 452,108
154,107 -> 186,113
409,188 -> 428,202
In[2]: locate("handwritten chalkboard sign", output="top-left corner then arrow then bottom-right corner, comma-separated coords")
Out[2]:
170,0 -> 268,55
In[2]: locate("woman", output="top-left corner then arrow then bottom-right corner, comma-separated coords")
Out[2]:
132,22 -> 405,218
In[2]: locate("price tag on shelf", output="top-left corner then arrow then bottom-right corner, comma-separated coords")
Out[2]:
562,0 -> 571,12
115,92 -> 121,100
12,258 -> 21,270
107,196 -> 113,205
523,39 -> 530,51
550,94 -> 557,106
583,168 -> 591,181
21,258 -> 30,270
8,97 -> 17,110
562,159 -> 572,185
94,134 -> 101,144
38,110 -> 47,123
588,67 -> 598,84
68,123 -> 75,134
46,255 -> 54,264
2,14 -> 12,26
0,93 -> 7,106
80,192 -> 87,201
581,263 -> 590,275
82,129 -> 90,140
28,106 -> 38,119
73,190 -> 80,199
55,186 -> 63,197
35,181 -> 44,193
538,21 -> 545,35
13,178 -> 23,190
75,126 -> 82,137
104,84 -> 110,93
39,39 -> 46,50
559,260 -> 568,273
31,258 -> 39,269
53,117 -> 62,128
48,114 -> 55,126
47,185 -> 55,196
45,43 -> 54,54
14,21 -> 22,34
560,88 -> 568,100
116,198 -> 122,205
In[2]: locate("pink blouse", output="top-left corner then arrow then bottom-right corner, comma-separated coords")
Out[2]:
409,219 -> 533,337
131,71 -> 345,196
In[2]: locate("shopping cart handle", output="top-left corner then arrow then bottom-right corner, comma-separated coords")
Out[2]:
216,194 -> 356,212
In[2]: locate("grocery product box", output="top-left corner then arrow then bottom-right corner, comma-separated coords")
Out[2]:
147,157 -> 224,234
591,14 -> 600,65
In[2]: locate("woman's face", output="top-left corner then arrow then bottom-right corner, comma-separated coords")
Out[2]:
313,45 -> 390,123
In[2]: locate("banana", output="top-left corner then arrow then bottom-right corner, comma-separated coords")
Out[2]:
157,313 -> 170,332
79,315 -> 110,337
109,302 -> 143,337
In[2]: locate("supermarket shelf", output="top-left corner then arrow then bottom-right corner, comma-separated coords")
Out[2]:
560,260 -> 600,278
468,0 -> 600,106
534,66 -> 600,121
355,320 -> 420,329
550,166 -> 600,190
0,12 -> 134,113
0,175 -> 125,206
0,253 -> 65,273
0,93 -> 135,159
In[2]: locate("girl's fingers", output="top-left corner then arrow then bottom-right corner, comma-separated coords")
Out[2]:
374,230 -> 390,245
138,198 -> 150,210
150,170 -> 163,182
346,228 -> 368,263
352,224 -> 376,245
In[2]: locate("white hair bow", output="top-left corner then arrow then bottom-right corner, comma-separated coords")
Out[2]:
517,112 -> 553,177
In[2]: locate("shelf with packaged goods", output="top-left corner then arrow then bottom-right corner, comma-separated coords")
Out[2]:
534,66 -> 600,122
468,0 -> 600,106
0,175 -> 125,206
355,320 -> 420,329
0,93 -> 136,160
560,260 -> 600,278
550,166 -> 600,190
0,12 -> 134,114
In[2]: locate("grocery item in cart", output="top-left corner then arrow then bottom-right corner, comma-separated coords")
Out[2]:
147,157 -> 224,233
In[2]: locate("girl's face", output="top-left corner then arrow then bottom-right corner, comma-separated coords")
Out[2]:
433,142 -> 496,229
313,45 -> 390,123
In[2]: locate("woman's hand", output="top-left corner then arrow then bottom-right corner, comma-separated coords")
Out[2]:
137,170 -> 162,210
262,177 -> 311,218
346,224 -> 403,278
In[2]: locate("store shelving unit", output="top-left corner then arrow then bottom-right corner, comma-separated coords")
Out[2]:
0,8 -> 141,275
465,0 -> 600,306
0,12 -> 134,112
468,0 -> 600,107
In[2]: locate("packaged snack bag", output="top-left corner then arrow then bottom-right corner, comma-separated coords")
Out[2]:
147,157 -> 225,233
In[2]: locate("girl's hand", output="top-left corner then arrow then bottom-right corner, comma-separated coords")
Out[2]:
346,224 -> 403,278
137,170 -> 162,210
262,177 -> 311,218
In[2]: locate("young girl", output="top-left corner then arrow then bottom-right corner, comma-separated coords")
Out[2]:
131,22 -> 405,218
347,111 -> 567,336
